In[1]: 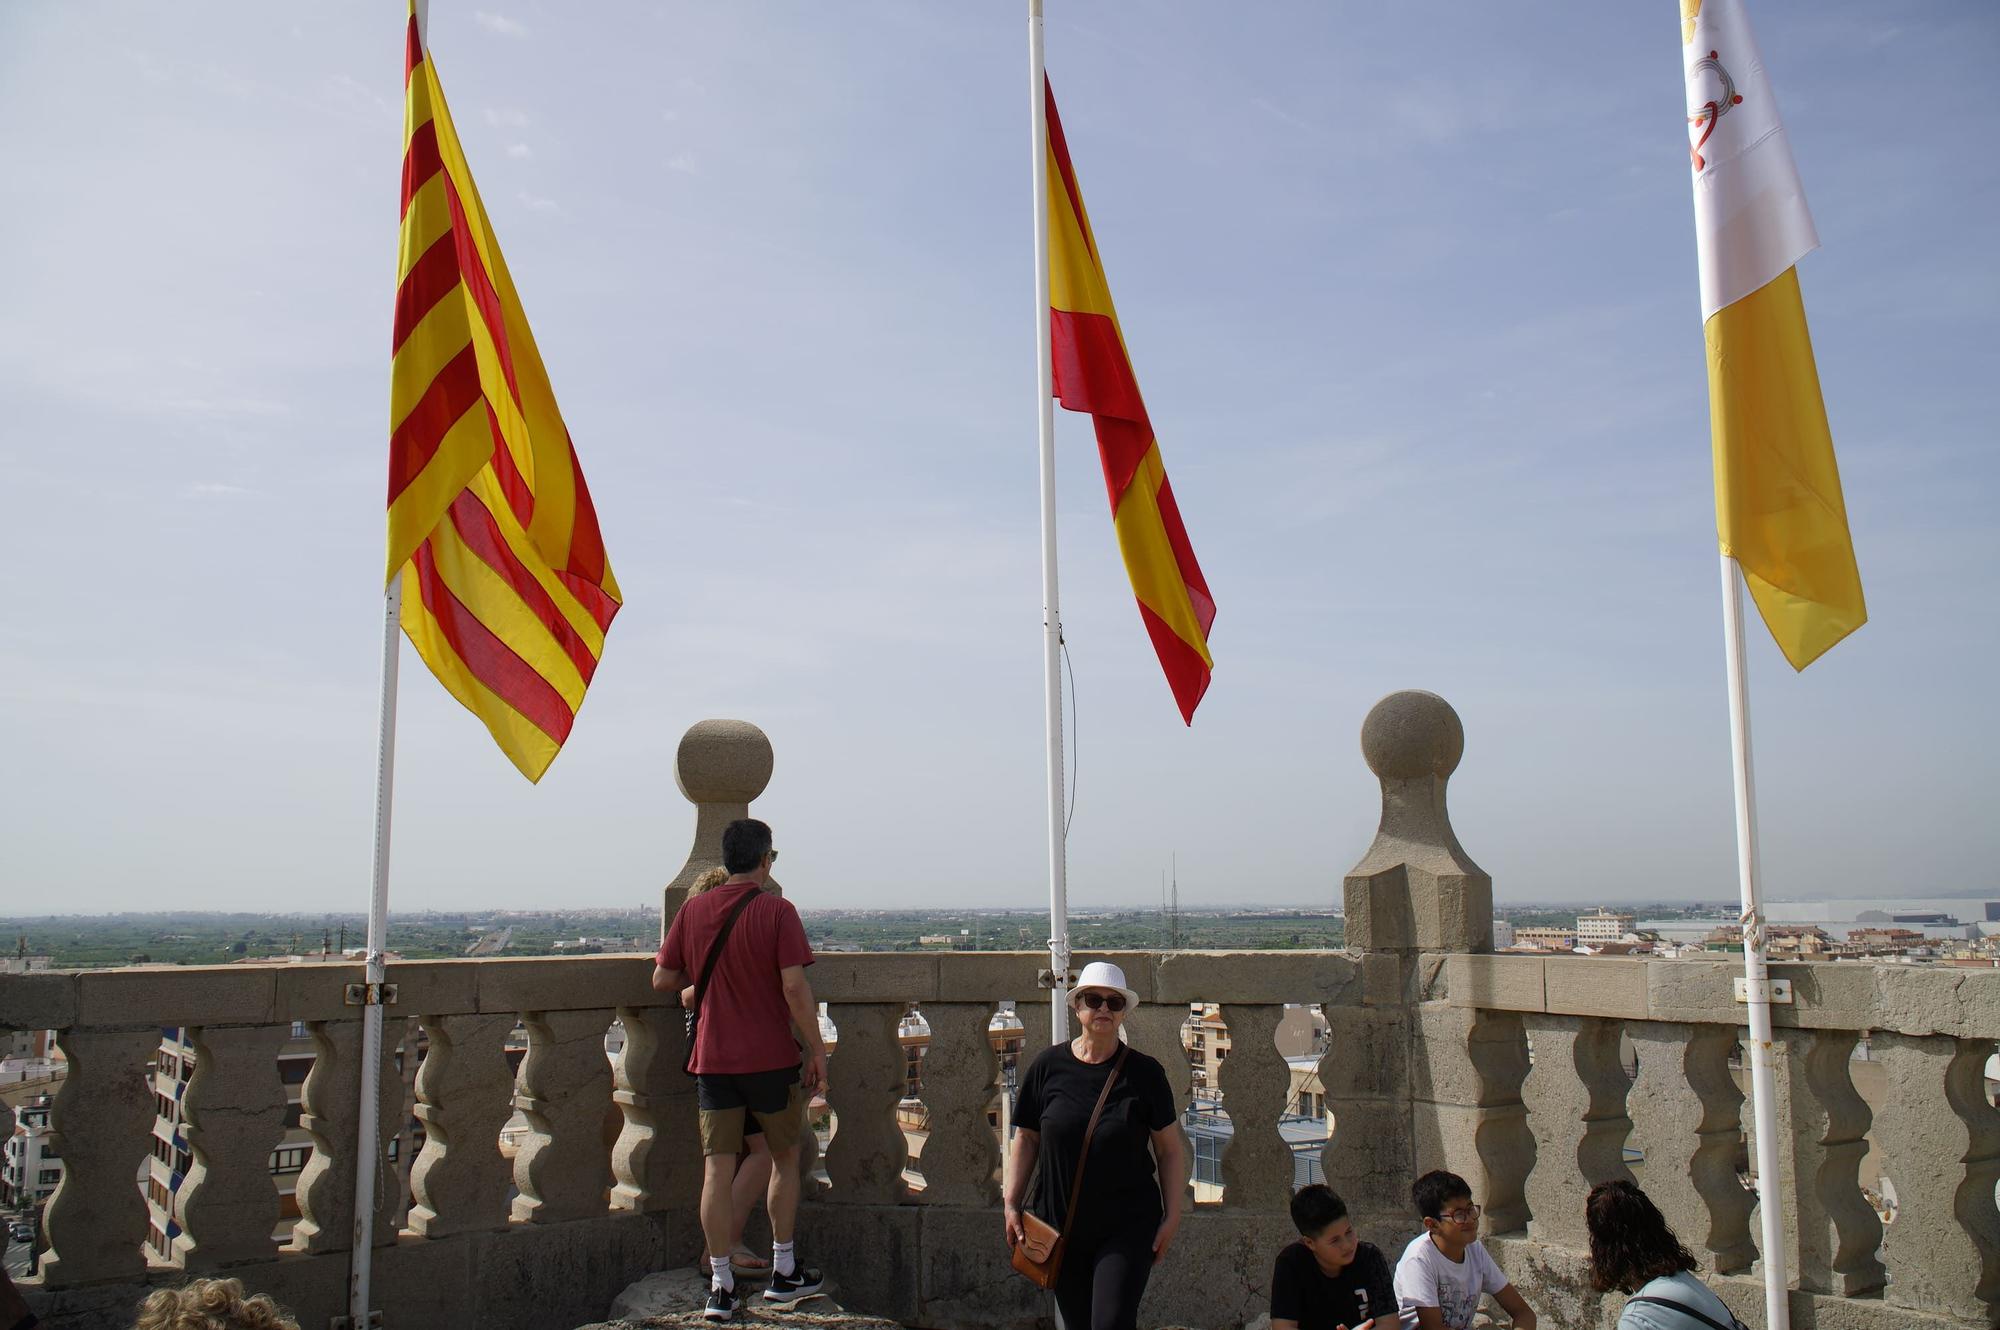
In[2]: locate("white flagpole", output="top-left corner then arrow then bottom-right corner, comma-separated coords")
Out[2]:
1719,552 -> 1791,1330
1027,0 -> 1071,1049
349,575 -> 401,1327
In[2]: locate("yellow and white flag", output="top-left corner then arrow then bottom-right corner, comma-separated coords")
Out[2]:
1683,0 -> 1865,669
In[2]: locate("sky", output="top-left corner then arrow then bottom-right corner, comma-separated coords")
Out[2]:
1,2 -> 1995,917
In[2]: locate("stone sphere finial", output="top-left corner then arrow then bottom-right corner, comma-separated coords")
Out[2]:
1360,690 -> 1464,782
675,719 -> 774,805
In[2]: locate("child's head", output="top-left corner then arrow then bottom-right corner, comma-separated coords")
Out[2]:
687,866 -> 730,898
1413,1169 -> 1480,1245
1290,1184 -> 1360,1270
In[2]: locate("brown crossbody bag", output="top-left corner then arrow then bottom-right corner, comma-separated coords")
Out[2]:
1010,1044 -> 1129,1289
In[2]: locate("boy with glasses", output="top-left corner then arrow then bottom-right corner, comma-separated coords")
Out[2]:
1393,1171 -> 1536,1330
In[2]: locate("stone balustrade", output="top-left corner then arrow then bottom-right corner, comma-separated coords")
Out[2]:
2,702 -> 1995,1330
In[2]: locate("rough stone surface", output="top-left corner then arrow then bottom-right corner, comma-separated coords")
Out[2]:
512,1008 -> 617,1224
37,1027 -> 157,1286
1218,1003 -> 1292,1211
1125,1002 -> 1195,1206
1520,1015 -> 1631,1249
1543,957 -> 1649,1021
611,1005 -> 702,1213
173,1024 -> 290,1271
1440,953 -> 1546,1012
1775,1027 -> 1883,1295
915,1003 -> 1002,1208
1871,1032 -> 2000,1323
825,1002 -> 911,1205
288,1016 -> 405,1253
599,1267 -> 892,1325
663,719 -> 774,919
1626,1022 -> 1753,1274
409,1010 -> 519,1237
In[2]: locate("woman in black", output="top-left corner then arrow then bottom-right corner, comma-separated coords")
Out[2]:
1003,962 -> 1184,1330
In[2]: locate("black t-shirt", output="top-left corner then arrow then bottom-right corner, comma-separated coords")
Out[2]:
1013,1042 -> 1176,1239
1270,1240 -> 1396,1329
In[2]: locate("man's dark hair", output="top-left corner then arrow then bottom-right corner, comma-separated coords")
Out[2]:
721,819 -> 773,875
1585,1180 -> 1697,1293
1412,1169 -> 1472,1221
1289,1183 -> 1349,1238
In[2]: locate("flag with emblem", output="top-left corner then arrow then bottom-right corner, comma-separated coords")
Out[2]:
1682,0 -> 1864,669
1044,77 -> 1216,723
387,6 -> 620,780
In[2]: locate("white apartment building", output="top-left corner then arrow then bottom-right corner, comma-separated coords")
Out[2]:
1491,919 -> 1515,949
1577,909 -> 1637,945
2,1093 -> 61,1210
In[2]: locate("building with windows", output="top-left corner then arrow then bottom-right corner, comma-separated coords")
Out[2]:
1,1093 -> 60,1210
1511,926 -> 1578,951
1576,909 -> 1637,945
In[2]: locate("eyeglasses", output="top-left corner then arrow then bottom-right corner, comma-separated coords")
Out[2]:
1078,991 -> 1126,1013
767,850 -> 779,864
1441,1204 -> 1482,1225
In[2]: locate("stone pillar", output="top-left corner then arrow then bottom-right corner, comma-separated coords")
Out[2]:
407,1012 -> 516,1238
510,1009 -> 615,1224
172,1025 -> 289,1270
1521,1014 -> 1633,1248
38,1028 -> 157,1287
662,719 -> 774,930
1338,692 -> 1494,1237
823,1002 -> 908,1205
288,1018 -> 402,1253
1627,1022 -> 1754,1274
1218,1003 -> 1292,1210
1343,691 -> 1490,955
1871,1033 -> 2000,1324
1124,1002 -> 1194,1208
1775,1028 -> 1883,1295
913,1003 -> 1001,1208
1411,1005 -> 1534,1239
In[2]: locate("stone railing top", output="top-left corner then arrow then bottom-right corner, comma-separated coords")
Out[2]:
1431,951 -> 2000,1040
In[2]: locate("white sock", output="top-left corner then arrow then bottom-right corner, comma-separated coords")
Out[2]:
772,1240 -> 796,1278
710,1254 -> 734,1293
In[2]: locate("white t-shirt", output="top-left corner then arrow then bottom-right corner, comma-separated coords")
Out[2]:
1394,1234 -> 1510,1330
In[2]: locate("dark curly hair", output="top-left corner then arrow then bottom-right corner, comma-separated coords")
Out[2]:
1586,1180 -> 1698,1293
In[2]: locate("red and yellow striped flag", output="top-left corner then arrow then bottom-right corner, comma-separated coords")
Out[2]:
387,9 -> 620,781
1044,77 -> 1216,723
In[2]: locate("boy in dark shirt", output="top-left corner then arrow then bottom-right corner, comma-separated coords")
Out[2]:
1271,1184 -> 1396,1330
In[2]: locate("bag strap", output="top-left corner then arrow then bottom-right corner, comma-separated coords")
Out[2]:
1628,1295 -> 1744,1330
1056,1043 -> 1129,1232
690,887 -> 760,1015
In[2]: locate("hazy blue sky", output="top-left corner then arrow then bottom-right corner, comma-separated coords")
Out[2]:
2,2 -> 1994,916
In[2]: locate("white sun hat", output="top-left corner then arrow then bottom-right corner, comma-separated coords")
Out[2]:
1067,960 -> 1140,1011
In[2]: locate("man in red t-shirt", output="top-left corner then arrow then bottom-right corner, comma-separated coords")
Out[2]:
654,818 -> 828,1321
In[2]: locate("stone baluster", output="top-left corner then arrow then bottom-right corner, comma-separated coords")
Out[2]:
1217,1004 -> 1291,1210
823,1002 -> 907,1204
1521,1014 -> 1633,1248
171,1025 -> 289,1270
1627,1022 -> 1753,1273
611,1006 -> 701,1211
510,1009 -> 615,1224
1872,1033 -> 2000,1324
1412,1006 -> 1535,1238
662,720 -> 774,927
1124,1001 -> 1193,1206
408,1013 -> 517,1237
37,1029 -> 157,1286
912,1003 -> 1001,1208
288,1018 -> 402,1253
1775,1027 -> 1883,1294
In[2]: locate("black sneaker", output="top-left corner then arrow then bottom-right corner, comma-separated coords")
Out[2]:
763,1262 -> 824,1306
702,1283 -> 739,1322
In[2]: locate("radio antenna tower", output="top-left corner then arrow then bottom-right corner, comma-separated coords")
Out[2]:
1169,852 -> 1182,950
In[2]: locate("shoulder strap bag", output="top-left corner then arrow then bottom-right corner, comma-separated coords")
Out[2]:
1010,1043 -> 1130,1289
681,887 -> 761,1076
1628,1295 -> 1749,1330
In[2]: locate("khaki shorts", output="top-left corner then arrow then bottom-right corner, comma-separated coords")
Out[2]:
696,1068 -> 805,1156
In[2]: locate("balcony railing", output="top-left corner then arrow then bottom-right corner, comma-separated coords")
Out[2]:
1,705 -> 1994,1330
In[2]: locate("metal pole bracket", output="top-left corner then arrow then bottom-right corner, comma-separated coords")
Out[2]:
344,983 -> 399,1007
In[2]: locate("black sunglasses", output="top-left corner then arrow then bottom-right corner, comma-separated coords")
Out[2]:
1078,991 -> 1126,1013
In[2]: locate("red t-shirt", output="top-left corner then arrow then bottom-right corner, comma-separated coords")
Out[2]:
657,882 -> 815,1075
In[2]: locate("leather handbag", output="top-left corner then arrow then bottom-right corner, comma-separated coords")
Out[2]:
681,887 -> 760,1076
1010,1044 -> 1129,1289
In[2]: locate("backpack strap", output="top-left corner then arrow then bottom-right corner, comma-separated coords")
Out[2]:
1628,1295 -> 1745,1330
681,887 -> 761,1074
1055,1044 -> 1129,1231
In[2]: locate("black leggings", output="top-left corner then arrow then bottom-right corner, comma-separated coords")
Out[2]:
1053,1225 -> 1154,1330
